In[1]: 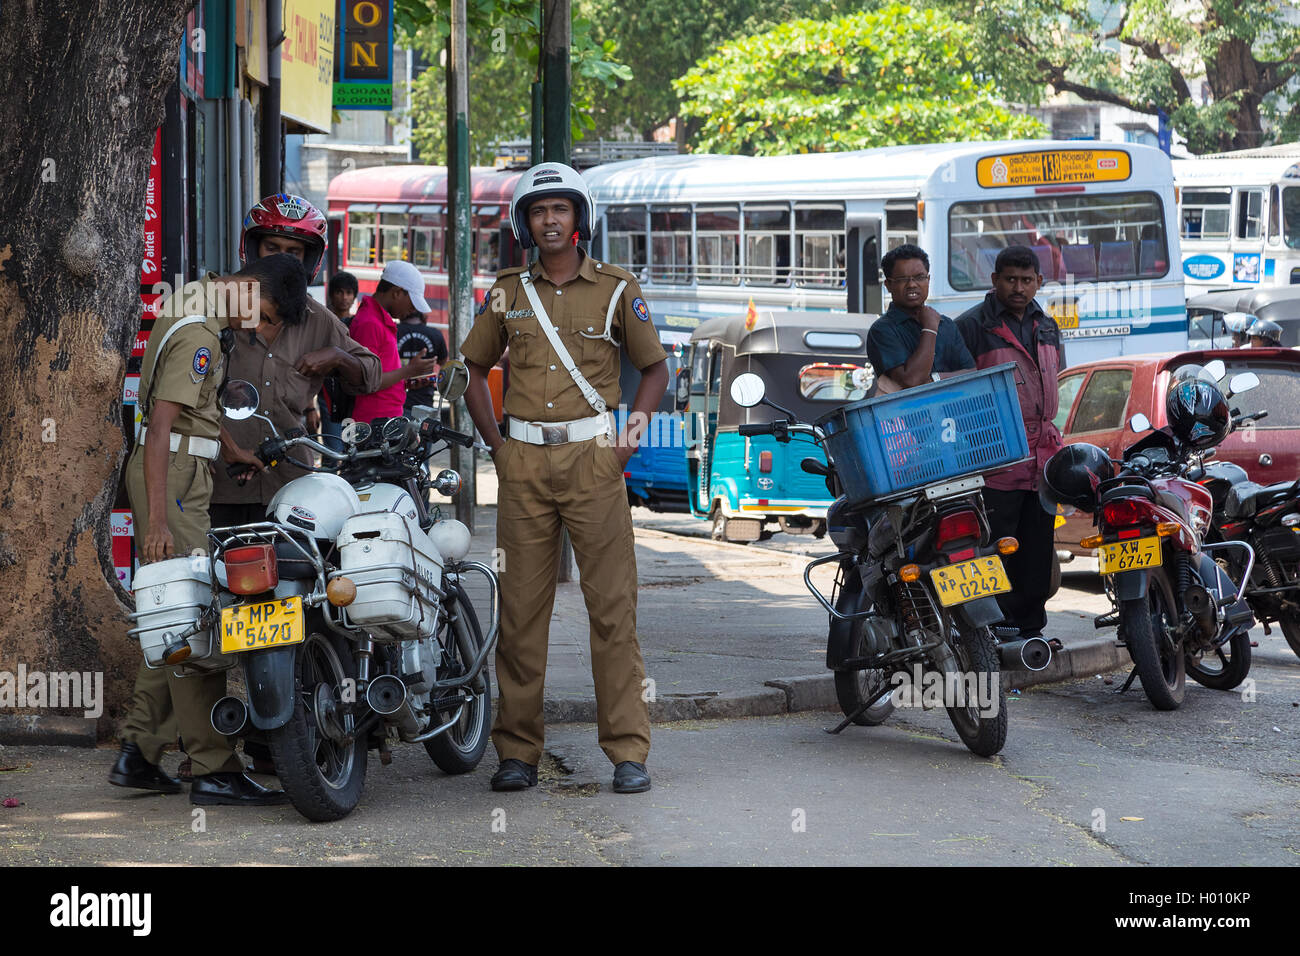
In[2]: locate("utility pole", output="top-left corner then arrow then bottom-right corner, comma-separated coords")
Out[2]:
448,0 -> 475,531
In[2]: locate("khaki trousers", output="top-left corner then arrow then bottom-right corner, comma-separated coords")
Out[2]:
492,436 -> 650,766
120,448 -> 243,776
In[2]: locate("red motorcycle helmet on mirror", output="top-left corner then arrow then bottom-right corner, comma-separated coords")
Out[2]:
1166,378 -> 1230,450
1039,442 -> 1114,516
240,193 -> 328,281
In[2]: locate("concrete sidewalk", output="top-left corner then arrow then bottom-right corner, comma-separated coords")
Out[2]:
457,457 -> 1130,726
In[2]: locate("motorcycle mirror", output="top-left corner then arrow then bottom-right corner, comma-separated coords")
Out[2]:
1203,359 -> 1226,382
1129,412 -> 1152,433
220,380 -> 260,420
1228,371 -> 1259,396
674,368 -> 691,411
437,359 -> 470,403
730,372 -> 766,408
341,420 -> 371,445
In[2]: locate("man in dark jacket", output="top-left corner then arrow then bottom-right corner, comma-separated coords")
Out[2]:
956,246 -> 1065,641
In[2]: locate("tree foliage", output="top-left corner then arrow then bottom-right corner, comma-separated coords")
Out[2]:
938,0 -> 1300,153
673,4 -> 1045,155
397,0 -> 630,166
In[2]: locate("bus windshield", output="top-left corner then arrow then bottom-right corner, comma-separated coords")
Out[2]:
948,191 -> 1169,289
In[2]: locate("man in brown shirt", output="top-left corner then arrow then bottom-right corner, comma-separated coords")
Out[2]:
461,163 -> 669,794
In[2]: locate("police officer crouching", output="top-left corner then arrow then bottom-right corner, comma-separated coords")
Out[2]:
108,255 -> 310,806
460,163 -> 670,794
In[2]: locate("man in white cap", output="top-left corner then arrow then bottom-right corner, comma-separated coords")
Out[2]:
349,259 -> 442,423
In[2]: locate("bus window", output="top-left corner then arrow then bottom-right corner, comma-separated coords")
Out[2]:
410,208 -> 444,270
948,192 -> 1168,291
606,206 -> 648,280
378,213 -> 408,263
475,205 -> 502,274
1180,188 -> 1231,240
696,206 -> 740,285
347,211 -> 377,266
650,207 -> 692,284
1283,186 -> 1300,250
744,205 -> 791,286
885,205 -> 918,251
1236,189 -> 1264,240
794,205 -> 845,288
798,363 -> 869,402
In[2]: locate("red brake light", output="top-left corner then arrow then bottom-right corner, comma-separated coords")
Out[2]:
225,544 -> 278,595
759,450 -> 773,474
1101,498 -> 1158,528
937,509 -> 980,547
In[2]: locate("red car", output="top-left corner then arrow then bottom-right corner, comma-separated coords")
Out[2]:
1054,348 -> 1300,563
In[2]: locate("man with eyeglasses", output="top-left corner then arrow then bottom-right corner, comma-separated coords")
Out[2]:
866,244 -> 973,393
956,245 -> 1065,646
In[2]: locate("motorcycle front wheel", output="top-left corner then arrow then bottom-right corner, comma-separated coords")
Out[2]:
424,584 -> 493,774
1186,631 -> 1251,690
1278,611 -> 1300,658
942,626 -> 1007,757
267,628 -> 368,822
1119,572 -> 1186,711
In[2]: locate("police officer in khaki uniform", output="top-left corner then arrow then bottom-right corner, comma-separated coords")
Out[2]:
108,255 -> 309,807
461,163 -> 669,794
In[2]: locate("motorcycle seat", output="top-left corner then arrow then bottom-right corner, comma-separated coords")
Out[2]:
1225,480 -> 1298,519
274,539 -> 318,579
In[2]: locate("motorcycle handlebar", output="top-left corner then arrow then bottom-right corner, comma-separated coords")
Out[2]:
738,423 -> 774,437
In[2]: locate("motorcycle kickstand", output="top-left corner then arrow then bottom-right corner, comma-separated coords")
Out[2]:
1116,666 -> 1140,695
826,690 -> 888,735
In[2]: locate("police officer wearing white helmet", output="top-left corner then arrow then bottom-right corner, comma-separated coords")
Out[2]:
459,162 -> 669,794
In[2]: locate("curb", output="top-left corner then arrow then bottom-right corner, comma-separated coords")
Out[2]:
0,715 -> 98,747
534,637 -> 1131,724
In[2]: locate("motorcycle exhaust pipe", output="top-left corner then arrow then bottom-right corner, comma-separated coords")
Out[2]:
366,675 -> 407,716
998,637 -> 1052,672
1182,584 -> 1217,636
211,696 -> 249,736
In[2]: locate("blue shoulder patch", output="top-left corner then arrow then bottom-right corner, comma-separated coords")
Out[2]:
193,347 -> 211,376
632,297 -> 650,322
476,296 -> 488,315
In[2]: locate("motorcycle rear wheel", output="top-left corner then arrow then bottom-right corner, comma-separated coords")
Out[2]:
424,585 -> 493,774
943,626 -> 1007,757
1278,611 -> 1300,658
267,629 -> 368,822
1119,574 -> 1185,711
1186,630 -> 1251,690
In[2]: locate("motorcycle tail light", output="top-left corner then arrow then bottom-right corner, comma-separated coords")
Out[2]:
225,544 -> 278,595
759,451 -> 772,474
936,509 -> 980,548
1101,498 -> 1158,528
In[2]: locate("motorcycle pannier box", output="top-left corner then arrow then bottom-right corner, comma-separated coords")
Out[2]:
337,512 -> 445,641
129,557 -> 224,670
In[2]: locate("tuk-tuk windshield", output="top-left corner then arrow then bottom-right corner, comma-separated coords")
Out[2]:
798,363 -> 872,402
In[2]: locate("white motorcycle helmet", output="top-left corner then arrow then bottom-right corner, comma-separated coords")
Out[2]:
508,162 -> 596,250
266,473 -> 362,541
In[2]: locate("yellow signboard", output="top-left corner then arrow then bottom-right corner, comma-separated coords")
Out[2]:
976,149 -> 1131,189
281,0 -> 335,133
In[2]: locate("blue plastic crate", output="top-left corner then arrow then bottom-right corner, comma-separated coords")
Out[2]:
815,363 -> 1030,503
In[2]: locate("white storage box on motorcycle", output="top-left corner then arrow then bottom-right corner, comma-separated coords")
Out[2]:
338,512 -> 444,640
129,557 -> 223,669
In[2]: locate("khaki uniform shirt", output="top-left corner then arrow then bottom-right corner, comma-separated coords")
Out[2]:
461,252 -> 667,422
138,291 -> 226,441
213,295 -> 382,504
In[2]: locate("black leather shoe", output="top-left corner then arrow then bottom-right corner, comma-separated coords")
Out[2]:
490,759 -> 538,791
190,772 -> 290,806
108,742 -> 182,794
612,761 -> 651,794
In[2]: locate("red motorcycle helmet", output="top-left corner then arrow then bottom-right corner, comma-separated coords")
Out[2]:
240,193 -> 328,281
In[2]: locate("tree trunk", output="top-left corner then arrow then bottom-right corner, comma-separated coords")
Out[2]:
0,1 -> 193,737
1204,37 -> 1265,152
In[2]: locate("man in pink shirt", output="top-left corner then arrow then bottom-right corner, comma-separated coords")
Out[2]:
349,260 -> 441,422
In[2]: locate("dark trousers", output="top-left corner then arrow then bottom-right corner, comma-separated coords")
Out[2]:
983,488 -> 1055,634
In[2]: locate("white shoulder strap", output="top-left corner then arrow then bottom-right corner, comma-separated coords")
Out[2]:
141,314 -> 208,413
519,274 -> 607,415
577,279 -> 626,348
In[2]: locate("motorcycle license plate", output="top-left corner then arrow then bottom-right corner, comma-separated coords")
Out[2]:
220,597 -> 304,653
930,556 -> 1011,607
1098,537 -> 1162,575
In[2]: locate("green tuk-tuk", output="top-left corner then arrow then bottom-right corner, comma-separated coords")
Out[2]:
674,312 -> 876,542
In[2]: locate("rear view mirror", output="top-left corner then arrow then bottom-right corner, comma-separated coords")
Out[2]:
730,372 -> 766,408
1228,371 -> 1259,396
1203,359 -> 1226,382
1129,413 -> 1151,433
437,359 -> 470,403
220,380 -> 260,420
674,368 -> 691,411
